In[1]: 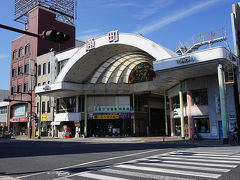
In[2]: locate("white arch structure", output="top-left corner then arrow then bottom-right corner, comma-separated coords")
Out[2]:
56,33 -> 176,84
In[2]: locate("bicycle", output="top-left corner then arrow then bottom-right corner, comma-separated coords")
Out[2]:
228,131 -> 239,145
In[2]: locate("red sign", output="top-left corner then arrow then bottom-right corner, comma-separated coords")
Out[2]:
11,116 -> 28,122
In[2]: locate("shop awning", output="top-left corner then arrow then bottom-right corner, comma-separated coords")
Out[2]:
50,121 -> 61,126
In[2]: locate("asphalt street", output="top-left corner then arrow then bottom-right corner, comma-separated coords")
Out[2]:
0,138 -> 239,180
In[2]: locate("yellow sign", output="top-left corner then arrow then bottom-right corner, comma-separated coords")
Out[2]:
93,114 -> 119,119
41,114 -> 47,121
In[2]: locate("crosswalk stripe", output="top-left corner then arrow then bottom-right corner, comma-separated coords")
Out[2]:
155,156 -> 240,164
145,159 -> 238,168
165,154 -> 240,160
78,172 -> 131,180
172,152 -> 240,158
117,164 -> 221,178
137,162 -> 230,172
101,168 -> 195,180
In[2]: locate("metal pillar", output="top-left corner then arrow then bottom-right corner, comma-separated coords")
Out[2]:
169,97 -> 174,136
84,94 -> 87,137
164,90 -> 168,136
179,81 -> 185,138
217,64 -> 228,142
132,94 -> 136,135
38,94 -> 42,139
187,90 -> 194,141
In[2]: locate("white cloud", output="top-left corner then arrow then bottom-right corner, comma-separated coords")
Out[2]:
135,0 -> 175,20
0,54 -> 8,60
134,0 -> 222,35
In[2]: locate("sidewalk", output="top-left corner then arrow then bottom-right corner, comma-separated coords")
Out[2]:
10,135 -> 225,146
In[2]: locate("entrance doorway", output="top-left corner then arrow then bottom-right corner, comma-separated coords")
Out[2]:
150,108 -> 165,136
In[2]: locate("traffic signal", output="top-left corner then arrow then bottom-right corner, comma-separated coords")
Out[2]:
40,30 -> 71,43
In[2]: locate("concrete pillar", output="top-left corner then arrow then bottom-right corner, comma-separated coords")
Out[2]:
164,90 -> 168,136
84,94 -> 88,137
187,90 -> 194,140
76,95 -> 79,112
179,81 -> 185,138
217,64 -> 228,142
169,97 -> 174,136
132,94 -> 136,135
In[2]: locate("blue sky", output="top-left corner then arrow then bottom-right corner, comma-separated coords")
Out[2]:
0,0 -> 239,90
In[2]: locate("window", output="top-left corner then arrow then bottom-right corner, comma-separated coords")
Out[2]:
37,83 -> 41,86
13,50 -> 17,60
0,106 -> 7,114
194,118 -> 210,133
43,63 -> 46,75
43,82 -> 46,85
19,47 -> 24,58
25,44 -> 30,55
56,96 -> 76,113
12,69 -> 17,77
192,89 -> 208,105
48,81 -> 50,84
48,62 -> 50,74
18,66 -> 23,75
37,102 -> 39,114
42,101 -> 45,114
24,64 -> 29,73
11,86 -> 16,95
47,101 -> 50,113
17,84 -> 22,93
78,95 -> 85,112
38,65 -> 41,76
24,83 -> 28,92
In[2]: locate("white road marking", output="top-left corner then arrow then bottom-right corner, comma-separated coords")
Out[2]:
137,162 -> 230,172
117,164 -> 221,178
174,152 -> 240,158
101,168 -> 196,180
166,154 -> 240,160
155,156 -> 240,164
16,148 -> 164,179
79,172 -> 131,180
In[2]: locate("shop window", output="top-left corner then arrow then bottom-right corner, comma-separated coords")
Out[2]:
78,95 -> 85,112
25,44 -> 30,55
0,106 -> 7,114
37,102 -> 39,114
17,84 -> 22,93
24,64 -> 29,73
18,66 -> 23,75
48,62 -> 50,74
12,50 -> 17,60
38,64 -> 41,76
47,101 -> 50,113
19,47 -> 24,58
42,101 -> 45,114
192,89 -> 208,105
43,63 -> 46,75
194,118 -> 210,133
11,86 -> 16,95
12,69 -> 17,77
24,83 -> 28,92
56,96 -> 76,113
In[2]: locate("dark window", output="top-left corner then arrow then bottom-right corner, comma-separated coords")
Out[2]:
47,101 -> 50,113
37,102 -> 39,114
37,83 -> 41,86
12,69 -> 17,77
192,89 -> 208,105
11,86 -> 16,95
78,95 -> 85,112
42,101 -> 45,114
48,62 -> 50,74
194,118 -> 210,133
19,48 -> 24,57
43,82 -> 46,85
24,64 -> 29,73
43,63 -> 46,75
17,85 -> 22,93
48,81 -> 50,84
38,65 -> 41,76
57,97 -> 76,113
24,83 -> 28,92
13,50 -> 17,60
18,66 -> 23,75
25,44 -> 30,55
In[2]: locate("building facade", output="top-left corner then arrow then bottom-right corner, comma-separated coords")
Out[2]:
8,6 -> 75,136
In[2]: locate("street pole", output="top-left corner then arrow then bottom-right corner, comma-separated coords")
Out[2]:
179,81 -> 185,138
38,94 -> 42,139
164,90 -> 168,136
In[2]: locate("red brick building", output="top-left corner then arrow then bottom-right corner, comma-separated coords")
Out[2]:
9,6 -> 75,136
